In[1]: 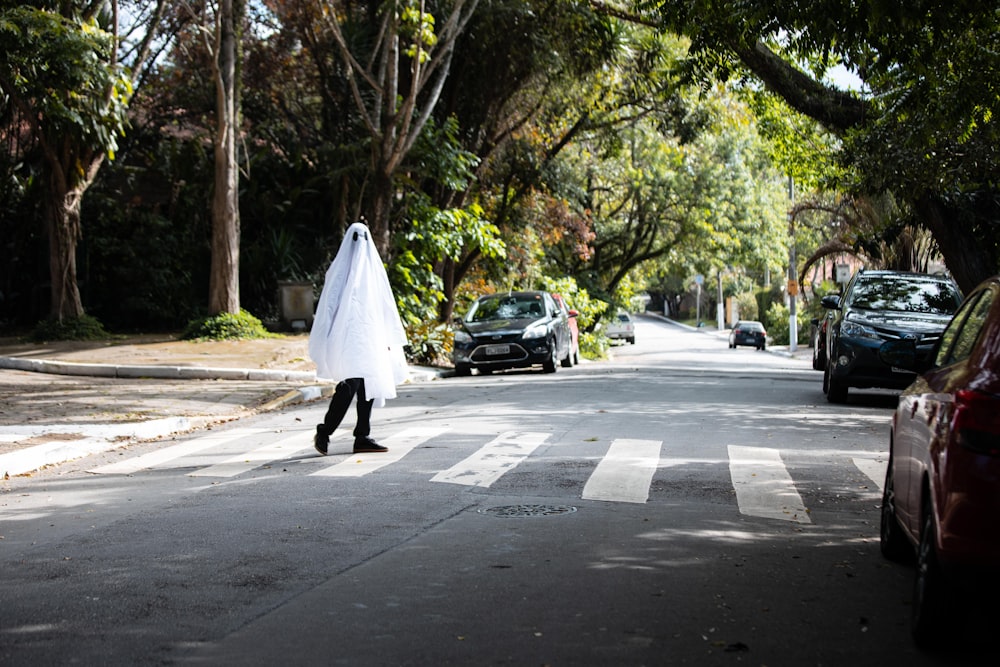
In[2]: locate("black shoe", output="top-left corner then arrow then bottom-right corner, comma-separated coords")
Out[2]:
353,436 -> 387,453
314,425 -> 330,455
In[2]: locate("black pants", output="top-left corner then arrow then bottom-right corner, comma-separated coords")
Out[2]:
320,378 -> 373,438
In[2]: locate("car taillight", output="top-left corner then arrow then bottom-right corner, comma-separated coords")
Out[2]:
954,389 -> 1000,455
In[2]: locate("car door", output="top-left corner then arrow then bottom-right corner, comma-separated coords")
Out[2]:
898,288 -> 994,532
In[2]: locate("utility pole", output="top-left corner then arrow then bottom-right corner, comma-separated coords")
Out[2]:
788,177 -> 798,353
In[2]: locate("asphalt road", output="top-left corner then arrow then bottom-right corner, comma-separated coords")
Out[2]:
1,317 -> 990,665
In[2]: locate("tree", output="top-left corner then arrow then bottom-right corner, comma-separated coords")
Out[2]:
206,0 -> 242,315
624,0 -> 1000,292
317,0 -> 480,257
0,1 -> 168,323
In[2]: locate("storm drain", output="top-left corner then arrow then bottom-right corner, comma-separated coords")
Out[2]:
478,504 -> 578,518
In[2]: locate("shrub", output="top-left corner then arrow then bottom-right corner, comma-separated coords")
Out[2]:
182,309 -> 275,340
764,302 -> 811,345
29,315 -> 111,342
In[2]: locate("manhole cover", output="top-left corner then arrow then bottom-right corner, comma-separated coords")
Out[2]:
478,504 -> 578,518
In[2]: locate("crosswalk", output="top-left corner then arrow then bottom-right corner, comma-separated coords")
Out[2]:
87,426 -> 886,522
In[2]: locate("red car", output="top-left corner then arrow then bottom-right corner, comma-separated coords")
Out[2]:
551,293 -> 580,365
879,275 -> 1000,647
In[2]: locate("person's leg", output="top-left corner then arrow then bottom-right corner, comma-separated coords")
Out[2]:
352,379 -> 373,438
314,378 -> 362,455
352,380 -> 387,453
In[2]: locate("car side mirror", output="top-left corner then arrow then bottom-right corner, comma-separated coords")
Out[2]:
821,294 -> 841,310
878,339 -> 918,372
568,309 -> 579,317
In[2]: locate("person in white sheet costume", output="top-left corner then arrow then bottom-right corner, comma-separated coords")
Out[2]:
309,221 -> 409,454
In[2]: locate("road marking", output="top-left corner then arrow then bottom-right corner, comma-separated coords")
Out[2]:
852,457 -> 887,493
430,431 -> 549,487
582,439 -> 662,504
728,445 -> 811,523
189,431 -> 311,477
88,428 -> 261,475
311,427 -> 448,477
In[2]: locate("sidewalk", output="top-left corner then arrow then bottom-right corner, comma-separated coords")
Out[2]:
0,334 -> 441,478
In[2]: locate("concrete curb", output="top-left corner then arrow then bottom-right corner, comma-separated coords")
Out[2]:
0,356 -> 317,382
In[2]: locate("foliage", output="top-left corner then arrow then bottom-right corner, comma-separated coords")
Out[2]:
733,292 -> 759,321
763,302 -> 811,346
182,310 -> 275,341
29,315 -> 110,342
0,4 -> 132,160
403,320 -> 452,368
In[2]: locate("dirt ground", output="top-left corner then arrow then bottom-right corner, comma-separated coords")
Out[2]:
0,333 -> 315,371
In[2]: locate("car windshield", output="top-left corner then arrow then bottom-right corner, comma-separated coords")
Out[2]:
467,295 -> 544,322
848,278 -> 962,315
738,322 -> 763,331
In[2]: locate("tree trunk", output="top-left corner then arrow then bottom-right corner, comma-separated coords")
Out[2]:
44,146 -> 103,322
208,0 -> 241,316
917,196 -> 999,294
45,182 -> 85,322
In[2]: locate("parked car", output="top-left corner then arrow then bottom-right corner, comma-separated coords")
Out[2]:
451,291 -> 573,375
878,275 -> 1000,647
728,320 -> 767,350
605,312 -> 635,344
551,293 -> 580,365
811,316 -> 829,370
821,270 -> 963,403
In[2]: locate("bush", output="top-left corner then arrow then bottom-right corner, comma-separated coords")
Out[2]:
764,302 -> 812,346
182,309 -> 275,340
29,315 -> 111,342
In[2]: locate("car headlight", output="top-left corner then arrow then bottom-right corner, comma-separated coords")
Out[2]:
522,324 -> 547,340
840,321 -> 881,340
454,330 -> 472,343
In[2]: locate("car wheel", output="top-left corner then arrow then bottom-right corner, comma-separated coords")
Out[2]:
572,349 -> 579,365
879,461 -> 912,562
912,498 -> 961,647
455,364 -> 472,377
628,337 -> 635,344
825,361 -> 848,403
542,339 -> 558,373
812,337 -> 826,371
560,345 -> 573,368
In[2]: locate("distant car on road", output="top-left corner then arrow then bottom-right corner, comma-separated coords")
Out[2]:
605,312 -> 635,344
728,321 -> 767,350
878,275 -> 1000,647
552,293 -> 580,365
820,270 -> 962,403
451,291 -> 573,375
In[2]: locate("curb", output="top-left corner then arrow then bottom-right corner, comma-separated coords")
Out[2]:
0,356 -> 317,382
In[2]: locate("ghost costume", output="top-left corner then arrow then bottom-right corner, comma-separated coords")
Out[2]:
309,222 -> 408,453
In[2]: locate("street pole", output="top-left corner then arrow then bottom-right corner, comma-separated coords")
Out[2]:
788,177 -> 797,353
717,271 -> 724,330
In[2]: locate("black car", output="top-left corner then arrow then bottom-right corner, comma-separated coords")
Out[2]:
451,291 -> 573,375
728,320 -> 767,350
820,269 -> 963,403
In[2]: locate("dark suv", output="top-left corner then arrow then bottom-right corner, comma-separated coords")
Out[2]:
820,270 -> 963,403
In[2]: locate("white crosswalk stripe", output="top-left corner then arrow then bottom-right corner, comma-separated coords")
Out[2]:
852,457 -> 886,492
430,431 -> 549,487
728,445 -> 811,523
88,428 -> 262,475
311,427 -> 448,477
582,439 -> 662,504
189,431 -> 312,478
